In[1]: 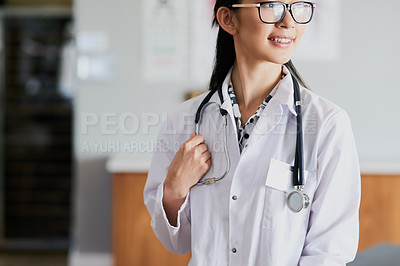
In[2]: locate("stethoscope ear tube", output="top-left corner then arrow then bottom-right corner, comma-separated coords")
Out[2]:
195,88 -> 218,125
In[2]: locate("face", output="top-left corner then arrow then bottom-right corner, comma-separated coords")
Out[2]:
233,0 -> 307,65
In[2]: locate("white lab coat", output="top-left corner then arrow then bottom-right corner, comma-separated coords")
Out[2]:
144,68 -> 361,266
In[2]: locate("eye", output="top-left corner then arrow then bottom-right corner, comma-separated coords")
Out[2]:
261,2 -> 285,12
293,2 -> 314,11
261,3 -> 279,9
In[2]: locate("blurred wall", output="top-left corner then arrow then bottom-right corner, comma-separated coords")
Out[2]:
296,0 -> 400,167
71,0 -> 400,265
71,0 -> 189,265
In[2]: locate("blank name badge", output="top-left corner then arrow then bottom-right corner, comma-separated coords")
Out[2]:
265,158 -> 308,192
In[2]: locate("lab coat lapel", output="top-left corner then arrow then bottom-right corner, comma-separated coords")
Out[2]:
220,92 -> 237,134
219,68 -> 238,136
219,69 -> 241,165
249,69 -> 297,145
250,98 -> 283,144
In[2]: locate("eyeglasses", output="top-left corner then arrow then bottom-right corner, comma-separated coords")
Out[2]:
230,1 -> 316,24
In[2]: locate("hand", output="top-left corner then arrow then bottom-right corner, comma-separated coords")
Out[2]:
164,132 -> 212,198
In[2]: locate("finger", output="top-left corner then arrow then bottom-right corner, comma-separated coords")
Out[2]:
201,151 -> 212,163
196,143 -> 209,154
205,158 -> 211,167
182,138 -> 202,153
197,152 -> 211,174
187,133 -> 205,147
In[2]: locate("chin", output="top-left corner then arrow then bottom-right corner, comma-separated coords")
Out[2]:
267,56 -> 292,65
273,53 -> 294,64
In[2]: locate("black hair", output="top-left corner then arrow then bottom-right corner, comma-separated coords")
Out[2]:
209,0 -> 310,92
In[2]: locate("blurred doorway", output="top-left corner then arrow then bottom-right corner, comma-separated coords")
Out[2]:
0,6 -> 73,251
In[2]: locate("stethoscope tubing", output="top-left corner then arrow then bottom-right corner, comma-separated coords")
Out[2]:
292,75 -> 305,188
195,101 -> 231,185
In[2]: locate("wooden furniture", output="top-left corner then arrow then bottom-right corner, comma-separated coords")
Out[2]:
358,174 -> 400,251
112,173 -> 191,266
112,172 -> 400,265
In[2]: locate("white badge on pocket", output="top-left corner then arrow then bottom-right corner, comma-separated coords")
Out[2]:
265,158 -> 308,193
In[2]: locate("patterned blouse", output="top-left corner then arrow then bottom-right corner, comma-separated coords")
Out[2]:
227,74 -> 286,153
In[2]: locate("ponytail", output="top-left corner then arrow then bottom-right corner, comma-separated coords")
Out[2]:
209,27 -> 236,92
209,0 -> 241,92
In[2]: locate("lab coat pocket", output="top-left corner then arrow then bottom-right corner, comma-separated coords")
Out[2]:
262,184 -> 287,231
262,158 -> 315,231
261,158 -> 294,231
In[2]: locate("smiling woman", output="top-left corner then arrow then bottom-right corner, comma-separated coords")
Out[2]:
144,1 -> 361,265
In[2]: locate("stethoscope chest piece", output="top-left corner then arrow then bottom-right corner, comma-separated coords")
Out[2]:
287,186 -> 310,213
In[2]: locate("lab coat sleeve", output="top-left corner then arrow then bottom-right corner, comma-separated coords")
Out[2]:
143,118 -> 191,255
299,110 -> 361,265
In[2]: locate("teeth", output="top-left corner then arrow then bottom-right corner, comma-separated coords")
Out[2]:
271,38 -> 292,43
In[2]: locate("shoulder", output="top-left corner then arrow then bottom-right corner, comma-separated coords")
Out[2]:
299,88 -> 356,156
300,87 -> 351,127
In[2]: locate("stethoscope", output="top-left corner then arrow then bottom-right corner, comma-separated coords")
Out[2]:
194,74 -> 309,213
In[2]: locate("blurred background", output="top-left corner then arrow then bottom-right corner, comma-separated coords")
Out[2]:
0,0 -> 399,266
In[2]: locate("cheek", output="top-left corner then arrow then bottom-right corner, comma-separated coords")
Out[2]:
238,25 -> 269,50
237,9 -> 271,38
244,23 -> 273,43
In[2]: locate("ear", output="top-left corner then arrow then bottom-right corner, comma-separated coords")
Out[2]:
216,7 -> 239,36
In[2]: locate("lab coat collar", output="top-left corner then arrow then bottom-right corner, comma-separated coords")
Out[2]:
220,67 -> 234,113
204,67 -> 239,139
272,65 -> 297,116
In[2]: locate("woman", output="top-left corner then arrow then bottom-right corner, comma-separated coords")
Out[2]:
144,1 -> 361,265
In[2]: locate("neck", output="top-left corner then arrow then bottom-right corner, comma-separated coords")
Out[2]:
231,57 -> 283,111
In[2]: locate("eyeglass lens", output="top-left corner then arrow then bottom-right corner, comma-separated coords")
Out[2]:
260,2 -> 313,24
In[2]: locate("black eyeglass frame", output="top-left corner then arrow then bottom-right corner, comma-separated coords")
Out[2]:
230,1 -> 316,25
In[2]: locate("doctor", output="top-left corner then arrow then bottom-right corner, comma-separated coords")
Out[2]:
144,0 -> 361,265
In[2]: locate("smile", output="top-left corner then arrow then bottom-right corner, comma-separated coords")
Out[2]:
267,36 -> 294,48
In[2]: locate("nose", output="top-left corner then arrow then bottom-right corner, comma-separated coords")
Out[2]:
275,8 -> 296,29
